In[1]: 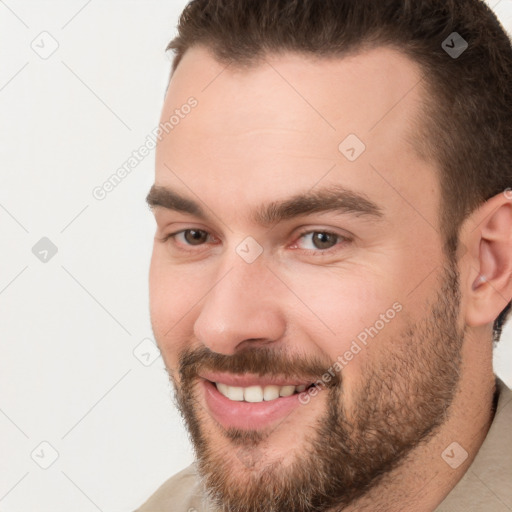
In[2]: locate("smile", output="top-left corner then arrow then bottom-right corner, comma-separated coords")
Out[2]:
214,382 -> 308,402
199,373 -> 319,430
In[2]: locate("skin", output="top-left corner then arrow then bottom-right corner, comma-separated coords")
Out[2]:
148,45 -> 512,511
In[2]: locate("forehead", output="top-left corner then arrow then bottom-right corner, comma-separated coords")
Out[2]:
155,45 -> 439,231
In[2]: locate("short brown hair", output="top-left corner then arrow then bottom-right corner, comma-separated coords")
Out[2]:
166,0 -> 512,342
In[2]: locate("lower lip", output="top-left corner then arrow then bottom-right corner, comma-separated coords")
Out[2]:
202,379 -> 304,430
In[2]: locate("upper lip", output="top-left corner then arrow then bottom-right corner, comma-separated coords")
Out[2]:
199,371 -> 314,388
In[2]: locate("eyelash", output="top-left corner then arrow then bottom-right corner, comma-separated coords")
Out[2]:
160,228 -> 350,256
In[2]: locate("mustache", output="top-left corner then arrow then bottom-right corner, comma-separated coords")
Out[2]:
177,345 -> 341,388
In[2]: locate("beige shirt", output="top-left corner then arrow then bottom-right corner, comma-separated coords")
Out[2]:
135,377 -> 512,512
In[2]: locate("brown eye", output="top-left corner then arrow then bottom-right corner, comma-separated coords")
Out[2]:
182,229 -> 209,245
291,229 -> 350,256
297,231 -> 340,251
310,232 -> 338,250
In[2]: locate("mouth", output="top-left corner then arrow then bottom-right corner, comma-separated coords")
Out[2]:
199,372 -> 318,430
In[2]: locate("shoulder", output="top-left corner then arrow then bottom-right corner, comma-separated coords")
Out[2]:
436,376 -> 512,511
135,463 -> 209,512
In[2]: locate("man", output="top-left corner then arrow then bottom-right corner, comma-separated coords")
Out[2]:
137,0 -> 512,510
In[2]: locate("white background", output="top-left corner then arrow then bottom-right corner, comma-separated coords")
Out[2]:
0,1 -> 511,511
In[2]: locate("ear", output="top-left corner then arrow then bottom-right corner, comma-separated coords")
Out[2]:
463,190 -> 512,328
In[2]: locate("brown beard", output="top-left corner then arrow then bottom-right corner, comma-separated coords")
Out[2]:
168,261 -> 464,511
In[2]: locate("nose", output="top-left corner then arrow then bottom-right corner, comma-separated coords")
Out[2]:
193,258 -> 287,355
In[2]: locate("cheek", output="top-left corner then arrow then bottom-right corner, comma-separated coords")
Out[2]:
149,249 -> 213,354
286,266 -> 405,375
285,265 -> 397,335
149,251 -> 190,353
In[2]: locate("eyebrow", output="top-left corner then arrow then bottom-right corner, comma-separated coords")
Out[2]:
146,184 -> 384,227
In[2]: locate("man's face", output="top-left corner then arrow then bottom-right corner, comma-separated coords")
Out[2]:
148,46 -> 467,510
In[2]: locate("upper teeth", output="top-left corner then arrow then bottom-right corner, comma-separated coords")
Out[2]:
215,383 -> 308,402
